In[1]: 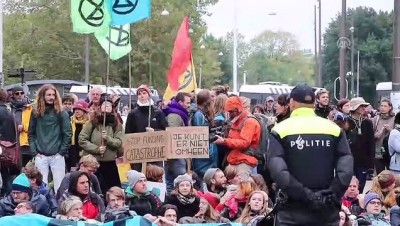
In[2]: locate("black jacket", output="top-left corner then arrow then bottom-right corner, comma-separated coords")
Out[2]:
164,194 -> 200,220
268,108 -> 353,202
347,117 -> 375,168
315,104 -> 332,119
0,102 -> 16,142
125,105 -> 167,133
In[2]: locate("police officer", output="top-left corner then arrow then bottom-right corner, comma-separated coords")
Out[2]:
267,85 -> 353,226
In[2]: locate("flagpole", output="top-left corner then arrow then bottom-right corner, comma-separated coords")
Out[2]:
0,0 -> 3,88
128,52 -> 132,110
101,27 -> 112,158
84,35 -> 90,84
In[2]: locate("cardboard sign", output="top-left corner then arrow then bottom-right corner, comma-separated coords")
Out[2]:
166,127 -> 209,159
123,131 -> 169,163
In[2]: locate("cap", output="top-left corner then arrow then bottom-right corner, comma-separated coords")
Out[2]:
363,192 -> 380,209
289,85 -> 315,104
266,96 -> 274,102
173,174 -> 193,188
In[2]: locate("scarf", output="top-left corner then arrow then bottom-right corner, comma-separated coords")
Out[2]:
225,196 -> 248,218
55,214 -> 87,222
163,100 -> 189,126
137,99 -> 154,107
10,98 -> 29,111
71,116 -> 89,145
176,193 -> 196,205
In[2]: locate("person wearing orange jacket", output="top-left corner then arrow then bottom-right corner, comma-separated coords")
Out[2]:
214,96 -> 261,175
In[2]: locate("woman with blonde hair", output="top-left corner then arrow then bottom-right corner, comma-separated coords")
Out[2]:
237,191 -> 271,225
213,94 -> 228,169
383,187 -> 400,211
179,192 -> 230,224
369,170 -> 396,203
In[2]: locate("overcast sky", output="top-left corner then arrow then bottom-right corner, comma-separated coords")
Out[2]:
205,0 -> 394,51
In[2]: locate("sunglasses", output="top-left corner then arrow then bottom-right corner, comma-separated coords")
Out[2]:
14,92 -> 24,96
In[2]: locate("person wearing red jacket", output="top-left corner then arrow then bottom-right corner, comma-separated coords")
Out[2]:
214,96 -> 261,175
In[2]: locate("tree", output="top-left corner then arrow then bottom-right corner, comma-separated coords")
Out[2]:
322,7 -> 393,103
243,30 -> 315,86
3,0 -> 220,93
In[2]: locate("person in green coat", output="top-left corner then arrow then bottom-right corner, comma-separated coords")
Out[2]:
79,97 -> 123,195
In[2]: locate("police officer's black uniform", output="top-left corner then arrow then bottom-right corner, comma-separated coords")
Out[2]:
267,85 -> 353,226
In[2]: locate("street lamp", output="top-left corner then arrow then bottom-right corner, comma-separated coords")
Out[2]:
161,9 -> 170,16
350,26 -> 355,98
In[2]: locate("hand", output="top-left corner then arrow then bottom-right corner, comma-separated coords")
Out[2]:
99,146 -> 106,154
213,135 -> 225,145
383,124 -> 391,131
101,130 -> 107,140
17,125 -> 23,132
145,127 -> 155,132
220,190 -> 233,205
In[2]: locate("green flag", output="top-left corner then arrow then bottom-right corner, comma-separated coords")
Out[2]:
95,24 -> 132,60
71,0 -> 111,35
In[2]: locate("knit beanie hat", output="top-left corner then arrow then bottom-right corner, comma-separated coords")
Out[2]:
137,84 -> 151,96
127,170 -> 146,188
62,196 -> 83,215
197,191 -> 219,209
12,173 -> 31,194
173,174 -> 193,188
363,192 -> 380,209
203,168 -> 219,186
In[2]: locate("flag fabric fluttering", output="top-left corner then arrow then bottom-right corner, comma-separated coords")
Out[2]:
70,0 -> 111,35
164,16 -> 194,100
163,57 -> 197,101
163,16 -> 196,101
106,0 -> 152,26
95,24 -> 132,60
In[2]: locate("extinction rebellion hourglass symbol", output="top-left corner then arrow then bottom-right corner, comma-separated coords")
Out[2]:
79,0 -> 105,27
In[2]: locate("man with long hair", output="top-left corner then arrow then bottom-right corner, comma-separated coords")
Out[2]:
29,84 -> 72,192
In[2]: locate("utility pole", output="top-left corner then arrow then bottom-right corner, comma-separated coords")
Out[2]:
394,0 -> 400,92
318,0 -> 323,87
314,4 -> 318,85
339,0 -> 347,99
350,24 -> 355,98
84,35 -> 90,84
232,0 -> 238,93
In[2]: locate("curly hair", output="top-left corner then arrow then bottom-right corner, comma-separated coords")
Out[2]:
35,84 -> 62,117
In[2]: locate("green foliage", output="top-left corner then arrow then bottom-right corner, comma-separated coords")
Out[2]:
3,0 -> 220,94
322,7 -> 393,103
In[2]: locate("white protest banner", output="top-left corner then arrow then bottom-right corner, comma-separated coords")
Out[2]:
166,126 -> 209,159
147,181 -> 166,202
123,131 -> 169,163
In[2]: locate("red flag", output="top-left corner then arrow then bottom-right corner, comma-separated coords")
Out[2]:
167,16 -> 192,91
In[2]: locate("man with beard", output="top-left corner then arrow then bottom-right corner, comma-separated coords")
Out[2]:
163,92 -> 192,193
10,85 -> 33,166
29,84 -> 72,193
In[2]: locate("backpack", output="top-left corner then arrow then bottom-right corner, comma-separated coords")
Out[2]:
238,114 -> 270,166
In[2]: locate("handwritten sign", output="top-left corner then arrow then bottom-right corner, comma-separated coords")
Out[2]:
123,131 -> 168,163
166,127 -> 209,159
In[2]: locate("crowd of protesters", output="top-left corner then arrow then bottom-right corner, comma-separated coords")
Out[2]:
0,83 -> 399,225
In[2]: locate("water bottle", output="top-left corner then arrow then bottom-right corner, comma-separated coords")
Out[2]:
349,214 -> 358,226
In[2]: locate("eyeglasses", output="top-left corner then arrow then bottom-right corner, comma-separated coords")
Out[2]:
369,201 -> 382,206
14,92 -> 24,96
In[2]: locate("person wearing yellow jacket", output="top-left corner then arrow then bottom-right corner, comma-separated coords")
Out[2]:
9,85 -> 33,167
